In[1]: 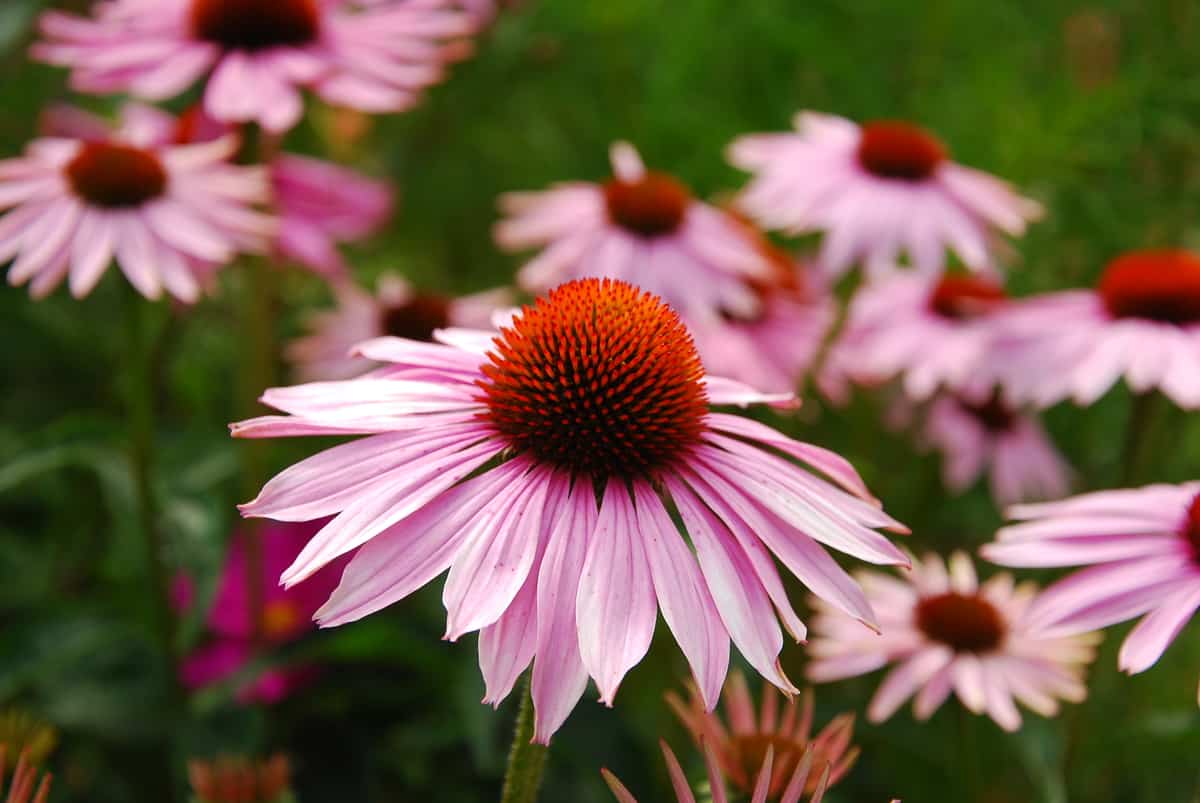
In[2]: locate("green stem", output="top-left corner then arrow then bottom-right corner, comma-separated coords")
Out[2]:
122,287 -> 180,803
1119,391 -> 1160,486
499,675 -> 548,803
956,706 -> 979,803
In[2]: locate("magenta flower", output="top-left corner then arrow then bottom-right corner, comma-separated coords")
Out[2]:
33,0 -> 474,134
494,142 -> 782,319
917,393 -> 1072,507
1,103 -> 271,301
983,482 -> 1200,704
729,113 -> 1042,279
180,520 -> 348,704
285,273 -> 511,381
272,154 -> 393,278
234,278 -> 908,742
820,273 -> 1008,404
807,552 -> 1099,732
992,250 -> 1200,409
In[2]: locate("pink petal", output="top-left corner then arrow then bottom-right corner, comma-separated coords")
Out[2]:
1117,583 -> 1200,675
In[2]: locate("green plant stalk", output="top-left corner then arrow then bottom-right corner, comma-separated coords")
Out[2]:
499,675 -> 548,803
1119,391 -> 1162,486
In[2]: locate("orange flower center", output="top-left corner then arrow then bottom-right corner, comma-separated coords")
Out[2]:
479,278 -> 708,480
380,294 -> 452,342
604,172 -> 691,238
956,393 -> 1016,433
915,591 -> 1006,653
857,121 -> 947,181
928,275 -> 1007,320
191,0 -> 320,52
65,142 -> 167,208
1097,250 -> 1200,326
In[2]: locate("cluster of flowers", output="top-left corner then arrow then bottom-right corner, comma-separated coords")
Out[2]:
4,1 -> 1200,800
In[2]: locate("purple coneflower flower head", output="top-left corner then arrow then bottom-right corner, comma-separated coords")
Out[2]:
285,273 -> 511,381
667,672 -> 858,800
494,142 -> 783,319
1,103 -> 272,301
728,113 -> 1042,279
602,739 -> 834,803
33,0 -> 474,134
911,392 -> 1072,507
820,273 -> 1008,404
992,250 -> 1200,409
807,552 -> 1099,732
234,277 -> 909,742
983,482 -> 1200,704
180,521 -> 348,704
271,154 -> 394,278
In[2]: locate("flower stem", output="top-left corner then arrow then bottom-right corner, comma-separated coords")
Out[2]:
499,675 -> 548,803
1119,391 -> 1161,486
956,706 -> 979,802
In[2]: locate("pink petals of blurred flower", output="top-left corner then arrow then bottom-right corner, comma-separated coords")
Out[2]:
807,552 -> 1099,732
729,112 -> 1042,279
33,0 -> 476,133
983,482 -> 1200,704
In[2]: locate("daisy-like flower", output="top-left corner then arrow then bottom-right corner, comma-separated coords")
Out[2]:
982,481 -> 1200,704
234,277 -> 909,742
728,112 -> 1042,279
917,392 -> 1072,507
188,753 -> 291,803
667,672 -> 858,800
180,521 -> 349,704
1,103 -> 272,301
820,273 -> 1008,404
33,0 -> 474,134
602,740 -> 833,803
807,552 -> 1099,732
285,273 -> 510,381
494,142 -> 782,319
0,746 -> 52,803
992,250 -> 1200,409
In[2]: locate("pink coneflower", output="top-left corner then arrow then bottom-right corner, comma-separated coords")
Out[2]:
33,0 -> 473,134
917,392 -> 1072,507
728,112 -> 1043,279
180,521 -> 348,704
234,277 -> 909,742
982,481 -> 1200,704
1,103 -> 271,301
992,250 -> 1200,409
285,273 -> 510,381
602,740 -> 833,803
667,672 -> 857,800
494,142 -> 782,319
820,273 -> 1008,404
807,552 -> 1099,732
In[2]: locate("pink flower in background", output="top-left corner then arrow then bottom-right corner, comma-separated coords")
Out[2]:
0,104 -> 272,301
919,393 -> 1072,507
983,482 -> 1200,704
807,552 -> 1099,732
34,0 -> 474,134
494,142 -> 782,319
234,278 -> 908,742
285,273 -> 511,381
728,112 -> 1042,279
272,154 -> 393,278
667,672 -> 858,800
820,273 -> 1008,404
991,251 -> 1200,409
181,520 -> 349,704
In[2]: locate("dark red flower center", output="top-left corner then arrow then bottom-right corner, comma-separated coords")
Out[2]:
928,275 -> 1007,319
604,172 -> 691,238
1183,493 -> 1200,561
191,0 -> 320,52
1097,250 -> 1200,326
857,121 -> 948,181
479,278 -> 708,480
915,591 -> 1006,653
379,294 -> 452,342
65,142 -> 168,208
957,393 -> 1016,433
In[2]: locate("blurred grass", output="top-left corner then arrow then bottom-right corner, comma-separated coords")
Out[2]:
1,1 -> 1200,801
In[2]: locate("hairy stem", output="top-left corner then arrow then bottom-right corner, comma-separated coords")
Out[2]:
499,675 -> 548,803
